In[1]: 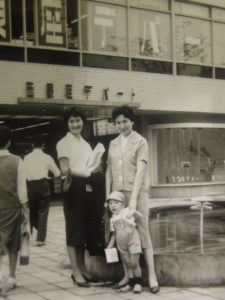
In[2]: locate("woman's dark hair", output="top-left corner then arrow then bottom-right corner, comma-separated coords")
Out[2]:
0,125 -> 12,148
112,105 -> 135,122
63,106 -> 86,124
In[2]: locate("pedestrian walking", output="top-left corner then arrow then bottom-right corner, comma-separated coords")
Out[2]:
0,125 -> 29,293
24,135 -> 60,246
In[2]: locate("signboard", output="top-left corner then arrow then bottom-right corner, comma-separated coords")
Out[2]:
0,0 -> 10,42
93,119 -> 120,136
38,0 -> 66,47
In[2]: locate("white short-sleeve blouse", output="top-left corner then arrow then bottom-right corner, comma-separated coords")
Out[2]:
56,132 -> 92,176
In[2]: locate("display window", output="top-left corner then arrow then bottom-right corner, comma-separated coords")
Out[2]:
149,125 -> 225,185
213,22 -> 225,66
175,16 -> 211,64
130,8 -> 171,60
81,0 -> 127,55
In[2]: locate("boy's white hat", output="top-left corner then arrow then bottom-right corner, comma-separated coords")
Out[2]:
107,191 -> 125,202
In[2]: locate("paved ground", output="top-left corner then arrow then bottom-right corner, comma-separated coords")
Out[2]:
1,203 -> 225,300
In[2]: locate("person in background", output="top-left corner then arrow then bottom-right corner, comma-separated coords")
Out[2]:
56,107 -> 102,287
106,105 -> 159,293
107,191 -> 143,294
24,136 -> 60,246
0,125 -> 29,293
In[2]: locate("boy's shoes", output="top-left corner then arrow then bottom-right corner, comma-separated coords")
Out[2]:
133,283 -> 142,293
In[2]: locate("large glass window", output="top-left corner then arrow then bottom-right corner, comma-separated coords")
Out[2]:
81,0 -> 127,55
128,0 -> 169,11
150,126 -> 225,185
175,1 -> 209,18
175,16 -> 211,64
130,9 -> 171,60
213,23 -> 225,66
212,7 -> 225,22
66,0 -> 79,49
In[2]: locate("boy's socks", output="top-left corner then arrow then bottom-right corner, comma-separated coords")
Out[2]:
132,277 -> 142,293
129,277 -> 135,287
132,277 -> 142,285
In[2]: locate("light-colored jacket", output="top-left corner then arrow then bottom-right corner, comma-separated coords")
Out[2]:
107,131 -> 149,192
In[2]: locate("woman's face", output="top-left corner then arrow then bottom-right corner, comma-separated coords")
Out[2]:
115,114 -> 134,137
68,116 -> 84,136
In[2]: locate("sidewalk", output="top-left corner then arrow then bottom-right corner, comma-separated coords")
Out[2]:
1,204 -> 225,300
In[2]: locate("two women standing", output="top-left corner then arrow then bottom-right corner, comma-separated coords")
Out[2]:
56,105 -> 159,292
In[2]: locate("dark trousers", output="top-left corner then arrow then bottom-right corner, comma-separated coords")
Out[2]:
27,179 -> 51,242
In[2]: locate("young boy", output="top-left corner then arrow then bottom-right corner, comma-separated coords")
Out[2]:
107,191 -> 143,293
0,125 -> 29,294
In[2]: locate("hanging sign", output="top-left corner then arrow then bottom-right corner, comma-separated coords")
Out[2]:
0,0 -> 10,42
38,0 -> 66,47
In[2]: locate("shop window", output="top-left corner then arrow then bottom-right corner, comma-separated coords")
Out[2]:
91,0 -> 127,5
11,0 -> 23,44
83,53 -> 128,70
177,63 -> 212,78
0,0 -> 10,42
213,23 -> 225,66
150,126 -> 225,185
175,16 -> 211,64
81,0 -> 127,55
25,0 -> 35,46
215,67 -> 225,80
66,0 -> 79,49
175,1 -> 209,18
128,0 -> 169,11
36,0 -> 67,48
132,58 -> 172,74
27,48 -> 79,66
130,8 -> 171,60
212,7 -> 225,22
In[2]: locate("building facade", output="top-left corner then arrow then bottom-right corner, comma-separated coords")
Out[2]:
1,0 -> 225,199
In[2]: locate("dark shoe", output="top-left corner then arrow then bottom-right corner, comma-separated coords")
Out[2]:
82,273 -> 92,282
149,285 -> 160,293
71,274 -> 89,288
112,281 -> 129,290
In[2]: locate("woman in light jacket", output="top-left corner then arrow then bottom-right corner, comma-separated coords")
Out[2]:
106,105 -> 159,293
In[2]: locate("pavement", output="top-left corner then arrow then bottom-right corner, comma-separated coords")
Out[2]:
1,203 -> 225,300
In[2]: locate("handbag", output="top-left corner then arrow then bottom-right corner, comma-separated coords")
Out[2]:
20,223 -> 30,265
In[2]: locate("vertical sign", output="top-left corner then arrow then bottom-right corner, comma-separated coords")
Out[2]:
0,0 -> 10,42
38,0 -> 66,47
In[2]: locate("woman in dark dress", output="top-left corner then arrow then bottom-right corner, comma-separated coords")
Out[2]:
56,107 -> 101,287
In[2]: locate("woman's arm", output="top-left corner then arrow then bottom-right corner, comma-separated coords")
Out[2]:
106,162 -> 112,198
58,157 -> 70,176
129,160 -> 147,210
59,157 -> 91,178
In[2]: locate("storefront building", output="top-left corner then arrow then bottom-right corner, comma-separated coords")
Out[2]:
1,0 -> 225,199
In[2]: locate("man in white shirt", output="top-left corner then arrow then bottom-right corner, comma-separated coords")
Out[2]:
0,125 -> 29,292
24,136 -> 60,246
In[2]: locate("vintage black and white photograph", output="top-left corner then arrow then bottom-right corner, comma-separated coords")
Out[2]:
1,0 -> 225,299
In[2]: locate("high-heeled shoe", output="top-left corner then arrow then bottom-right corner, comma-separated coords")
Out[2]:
112,281 -> 129,290
71,274 -> 90,287
149,285 -> 160,293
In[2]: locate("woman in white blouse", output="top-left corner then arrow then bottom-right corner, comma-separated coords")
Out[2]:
56,107 -> 100,287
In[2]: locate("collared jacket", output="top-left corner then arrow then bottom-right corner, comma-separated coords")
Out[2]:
107,131 -> 149,192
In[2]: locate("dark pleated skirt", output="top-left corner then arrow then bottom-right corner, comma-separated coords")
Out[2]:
63,176 -> 88,246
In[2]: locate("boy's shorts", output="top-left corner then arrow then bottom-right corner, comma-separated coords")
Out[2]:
117,227 -> 142,256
